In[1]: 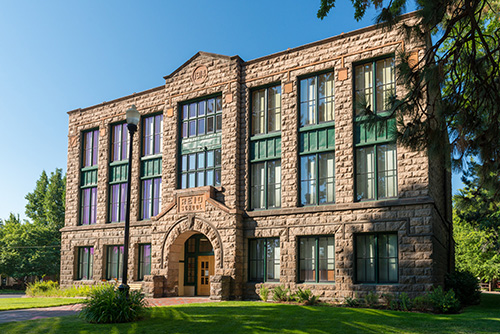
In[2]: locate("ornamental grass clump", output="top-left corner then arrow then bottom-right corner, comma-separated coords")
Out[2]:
79,284 -> 147,323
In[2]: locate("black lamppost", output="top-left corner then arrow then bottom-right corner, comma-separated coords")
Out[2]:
118,105 -> 140,296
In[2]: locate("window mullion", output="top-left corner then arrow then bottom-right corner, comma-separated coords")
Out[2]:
374,234 -> 379,283
263,239 -> 268,282
374,145 -> 378,200
315,237 -> 319,283
265,88 -> 268,135
372,61 -> 377,114
316,153 -> 320,205
315,75 -> 319,125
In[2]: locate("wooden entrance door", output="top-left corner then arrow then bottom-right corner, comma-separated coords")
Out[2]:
197,255 -> 214,296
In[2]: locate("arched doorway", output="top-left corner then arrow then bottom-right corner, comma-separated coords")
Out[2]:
180,233 -> 214,296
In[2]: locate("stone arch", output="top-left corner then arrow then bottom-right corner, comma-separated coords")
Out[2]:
159,215 -> 224,296
161,215 -> 224,272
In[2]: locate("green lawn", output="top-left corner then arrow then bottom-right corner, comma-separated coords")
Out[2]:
0,298 -> 84,311
0,294 -> 499,333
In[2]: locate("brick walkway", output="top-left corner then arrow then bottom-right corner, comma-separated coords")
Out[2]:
0,297 -> 216,324
146,296 -> 214,307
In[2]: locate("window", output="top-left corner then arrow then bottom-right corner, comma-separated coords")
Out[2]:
77,246 -> 94,280
298,236 -> 335,283
138,244 -> 151,281
251,160 -> 281,209
180,96 -> 222,189
356,233 -> 398,283
109,124 -> 129,222
354,57 -> 395,115
106,245 -> 124,280
356,143 -> 397,201
250,85 -> 282,209
354,57 -> 397,201
180,149 -> 221,188
252,85 -> 281,135
248,238 -> 280,282
181,96 -> 222,138
141,115 -> 163,220
80,129 -> 99,225
300,152 -> 335,205
300,71 -> 334,127
299,72 -> 335,206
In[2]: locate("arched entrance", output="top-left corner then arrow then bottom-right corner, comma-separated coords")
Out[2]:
182,234 -> 214,296
160,216 -> 224,297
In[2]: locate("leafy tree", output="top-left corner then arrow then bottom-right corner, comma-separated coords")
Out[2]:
454,214 -> 500,285
25,168 -> 66,228
0,169 -> 66,280
318,0 -> 500,197
25,170 -> 48,225
453,161 -> 500,286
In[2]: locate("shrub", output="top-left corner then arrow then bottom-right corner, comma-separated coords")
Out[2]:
344,295 -> 360,307
445,270 -> 481,306
80,285 -> 147,323
399,292 -> 412,312
364,292 -> 379,308
427,286 -> 461,314
412,295 -> 432,312
294,287 -> 319,305
258,285 -> 270,302
26,280 -> 59,296
382,293 -> 397,310
26,280 -> 113,297
272,285 -> 292,302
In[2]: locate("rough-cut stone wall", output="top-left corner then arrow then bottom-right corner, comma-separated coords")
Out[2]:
61,12 -> 452,301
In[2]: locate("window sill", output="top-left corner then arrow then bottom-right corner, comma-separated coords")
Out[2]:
245,196 -> 434,218
299,121 -> 335,132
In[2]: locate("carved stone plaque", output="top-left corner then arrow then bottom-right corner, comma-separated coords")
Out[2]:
192,65 -> 208,85
178,194 -> 206,213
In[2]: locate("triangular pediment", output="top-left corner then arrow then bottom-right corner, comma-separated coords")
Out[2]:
163,51 -> 242,80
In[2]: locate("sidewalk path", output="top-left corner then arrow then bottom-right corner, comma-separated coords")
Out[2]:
0,304 -> 83,323
0,297 -> 216,324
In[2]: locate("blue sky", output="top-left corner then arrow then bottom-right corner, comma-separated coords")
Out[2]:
0,1 -> 462,221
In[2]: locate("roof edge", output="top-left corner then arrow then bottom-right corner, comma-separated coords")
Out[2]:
67,85 -> 165,115
245,11 -> 421,66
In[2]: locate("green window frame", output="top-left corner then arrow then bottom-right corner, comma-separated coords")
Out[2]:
299,71 -> 335,127
300,152 -> 335,206
252,85 -> 281,135
180,149 -> 221,188
180,96 -> 222,189
138,244 -> 151,281
298,236 -> 335,283
76,246 -> 94,280
141,114 -> 163,220
354,57 -> 395,117
299,71 -> 335,206
248,238 -> 280,282
354,57 -> 397,202
80,129 -> 99,225
250,84 -> 282,210
355,143 -> 397,201
355,233 -> 398,284
109,123 -> 129,223
106,245 -> 124,281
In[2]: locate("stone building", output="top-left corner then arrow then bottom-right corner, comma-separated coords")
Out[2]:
60,12 -> 453,301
